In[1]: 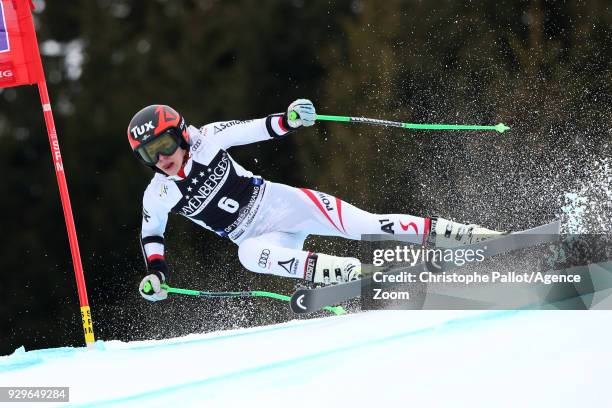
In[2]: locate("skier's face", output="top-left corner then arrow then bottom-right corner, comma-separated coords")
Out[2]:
156,146 -> 186,176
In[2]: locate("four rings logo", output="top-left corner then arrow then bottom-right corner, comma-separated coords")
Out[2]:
258,249 -> 271,268
191,138 -> 202,152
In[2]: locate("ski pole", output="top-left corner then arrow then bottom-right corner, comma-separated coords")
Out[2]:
289,112 -> 510,133
154,283 -> 347,316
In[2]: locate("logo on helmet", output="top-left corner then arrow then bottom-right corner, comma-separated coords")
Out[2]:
128,105 -> 187,158
130,121 -> 154,139
155,106 -> 180,134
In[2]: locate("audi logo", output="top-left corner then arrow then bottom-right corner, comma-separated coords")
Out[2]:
258,249 -> 271,268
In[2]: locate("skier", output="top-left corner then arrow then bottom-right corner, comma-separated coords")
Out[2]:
128,100 -> 503,301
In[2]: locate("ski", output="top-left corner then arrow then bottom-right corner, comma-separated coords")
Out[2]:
290,220 -> 561,314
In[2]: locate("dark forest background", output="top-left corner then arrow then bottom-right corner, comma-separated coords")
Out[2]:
1,0 -> 610,355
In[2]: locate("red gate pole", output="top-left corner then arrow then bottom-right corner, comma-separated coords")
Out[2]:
37,80 -> 96,347
1,0 -> 96,347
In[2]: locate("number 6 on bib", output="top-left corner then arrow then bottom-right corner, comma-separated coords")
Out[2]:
218,196 -> 239,213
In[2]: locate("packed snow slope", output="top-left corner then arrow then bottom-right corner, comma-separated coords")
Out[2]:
1,310 -> 610,407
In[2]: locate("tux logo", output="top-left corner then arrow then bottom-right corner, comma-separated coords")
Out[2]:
130,121 -> 154,138
278,258 -> 298,275
379,218 -> 395,234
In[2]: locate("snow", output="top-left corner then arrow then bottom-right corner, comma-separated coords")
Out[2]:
561,157 -> 612,234
1,310 -> 610,407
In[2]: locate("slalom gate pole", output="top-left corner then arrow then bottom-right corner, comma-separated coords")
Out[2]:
159,284 -> 346,315
38,81 -> 95,347
1,0 -> 95,348
289,112 -> 510,133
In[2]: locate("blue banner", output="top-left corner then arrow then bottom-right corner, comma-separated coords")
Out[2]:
0,2 -> 8,53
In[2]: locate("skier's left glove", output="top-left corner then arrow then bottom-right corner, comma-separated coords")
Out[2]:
287,99 -> 316,128
139,271 -> 168,302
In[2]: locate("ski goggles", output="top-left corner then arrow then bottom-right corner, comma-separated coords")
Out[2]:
135,130 -> 180,165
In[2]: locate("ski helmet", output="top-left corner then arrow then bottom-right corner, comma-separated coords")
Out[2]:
127,104 -> 190,167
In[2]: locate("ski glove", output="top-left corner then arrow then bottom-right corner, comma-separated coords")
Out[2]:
139,271 -> 168,302
287,99 -> 316,128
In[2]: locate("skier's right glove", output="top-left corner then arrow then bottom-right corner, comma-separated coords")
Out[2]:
139,271 -> 168,302
287,99 -> 316,128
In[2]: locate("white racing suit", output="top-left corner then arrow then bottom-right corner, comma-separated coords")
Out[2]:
140,114 -> 428,281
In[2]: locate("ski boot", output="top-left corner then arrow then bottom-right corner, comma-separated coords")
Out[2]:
427,216 -> 506,248
311,254 -> 361,285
